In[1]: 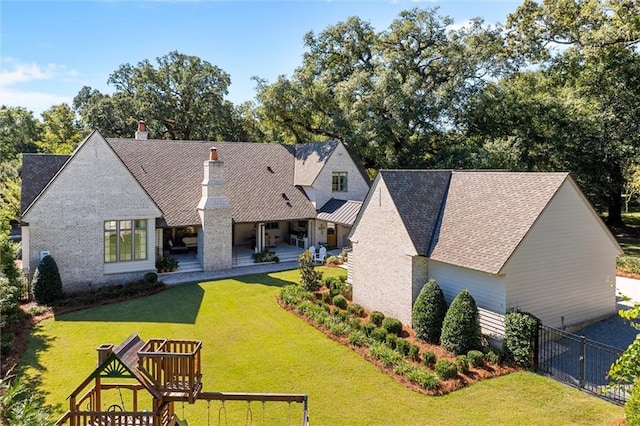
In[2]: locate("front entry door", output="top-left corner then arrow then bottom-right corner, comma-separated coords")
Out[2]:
327,223 -> 337,247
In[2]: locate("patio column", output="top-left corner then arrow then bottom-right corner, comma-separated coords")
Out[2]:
255,223 -> 265,253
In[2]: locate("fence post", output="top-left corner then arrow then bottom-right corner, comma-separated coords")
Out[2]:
579,336 -> 586,388
533,322 -> 541,371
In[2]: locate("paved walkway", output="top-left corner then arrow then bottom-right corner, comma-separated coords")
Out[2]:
159,261 -> 299,285
616,276 -> 640,307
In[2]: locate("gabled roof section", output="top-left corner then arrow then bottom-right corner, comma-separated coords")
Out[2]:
20,154 -> 70,215
107,139 -> 317,226
317,198 -> 362,226
294,140 -> 339,186
380,170 -> 452,256
429,171 -> 569,274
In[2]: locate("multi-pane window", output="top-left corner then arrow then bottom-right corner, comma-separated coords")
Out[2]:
104,219 -> 147,263
332,172 -> 348,192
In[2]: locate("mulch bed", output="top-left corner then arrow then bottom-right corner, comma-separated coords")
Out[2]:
277,295 -> 519,397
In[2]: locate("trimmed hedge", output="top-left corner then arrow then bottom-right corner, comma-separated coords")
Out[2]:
503,310 -> 539,369
412,279 -> 448,344
333,294 -> 348,310
440,290 -> 482,355
370,311 -> 385,327
32,255 -> 64,305
382,317 -> 403,336
467,350 -> 485,367
435,359 -> 458,380
422,351 -> 436,368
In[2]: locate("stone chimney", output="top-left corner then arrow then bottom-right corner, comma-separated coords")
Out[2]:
135,120 -> 148,140
197,147 -> 232,271
97,344 -> 113,366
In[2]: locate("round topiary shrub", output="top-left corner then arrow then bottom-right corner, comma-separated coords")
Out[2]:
412,279 -> 448,344
440,289 -> 482,355
363,322 -> 376,337
347,303 -> 365,317
370,311 -> 385,327
435,359 -> 458,380
422,350 -> 437,368
382,317 -> 403,336
396,338 -> 410,356
385,333 -> 398,350
143,272 -> 158,284
32,255 -> 64,305
456,355 -> 469,374
467,350 -> 485,367
333,294 -> 348,310
485,348 -> 501,364
370,326 -> 388,343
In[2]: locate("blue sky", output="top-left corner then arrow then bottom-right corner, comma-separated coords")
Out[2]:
1,1 -> 522,118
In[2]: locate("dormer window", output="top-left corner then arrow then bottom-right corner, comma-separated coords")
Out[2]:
332,172 -> 347,192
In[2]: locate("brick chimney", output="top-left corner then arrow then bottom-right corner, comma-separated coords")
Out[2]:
197,147 -> 232,271
135,120 -> 148,140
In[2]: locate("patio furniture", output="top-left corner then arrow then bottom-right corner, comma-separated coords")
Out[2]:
314,246 -> 327,264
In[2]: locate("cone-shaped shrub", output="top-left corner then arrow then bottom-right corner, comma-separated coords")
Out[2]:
32,255 -> 64,305
440,289 -> 481,355
298,251 -> 322,292
412,279 -> 448,344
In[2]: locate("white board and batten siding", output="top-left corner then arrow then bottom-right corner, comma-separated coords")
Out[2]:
428,260 -> 507,337
503,179 -> 620,329
351,179 -> 419,326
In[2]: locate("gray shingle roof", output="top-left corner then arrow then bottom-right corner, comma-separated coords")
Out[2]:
317,198 -> 362,226
293,141 -> 339,186
107,139 -> 317,226
20,154 -> 70,215
428,171 -> 568,274
380,170 -> 452,256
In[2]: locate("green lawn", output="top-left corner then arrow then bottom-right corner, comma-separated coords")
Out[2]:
21,268 -> 622,425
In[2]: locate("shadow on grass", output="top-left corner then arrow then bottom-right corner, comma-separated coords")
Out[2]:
231,271 -> 300,288
55,283 -> 205,324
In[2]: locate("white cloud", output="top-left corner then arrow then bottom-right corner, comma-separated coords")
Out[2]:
0,87 -> 72,117
1,58 -> 78,85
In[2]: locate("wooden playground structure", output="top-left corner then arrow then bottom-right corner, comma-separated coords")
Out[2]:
55,334 -> 309,425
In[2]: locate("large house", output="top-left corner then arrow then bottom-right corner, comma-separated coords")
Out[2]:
348,170 -> 622,331
20,124 -> 370,292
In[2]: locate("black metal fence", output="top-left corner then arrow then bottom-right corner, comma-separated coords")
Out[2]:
536,324 -> 628,405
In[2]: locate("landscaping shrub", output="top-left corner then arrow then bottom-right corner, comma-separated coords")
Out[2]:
467,350 -> 485,368
370,326 -> 388,343
412,279 -> 448,344
456,355 -> 469,374
435,359 -> 458,380
382,317 -> 403,336
31,255 -> 64,305
333,294 -> 348,310
503,310 -> 539,369
349,317 -> 362,330
252,250 -> 279,263
279,285 -> 312,306
347,330 -> 369,347
0,234 -> 19,285
0,275 -> 22,355
326,276 -> 347,298
143,272 -> 158,284
298,251 -> 322,292
440,289 -> 482,355
347,303 -> 365,317
385,333 -> 398,350
369,342 -> 403,367
325,255 -> 343,266
370,311 -> 385,326
625,378 -> 640,426
404,366 -> 440,390
485,348 -> 501,364
618,255 -> 640,276
422,351 -> 436,368
362,322 -> 376,337
408,344 -> 420,362
396,338 -> 410,356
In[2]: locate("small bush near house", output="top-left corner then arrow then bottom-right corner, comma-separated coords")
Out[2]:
440,289 -> 482,355
349,317 -> 362,330
456,355 -> 469,374
298,251 -> 323,292
405,367 -> 440,390
143,272 -> 158,284
503,310 -> 539,369
396,338 -> 410,356
347,303 -> 365,317
280,285 -> 313,306
31,255 -> 64,305
0,275 -> 22,356
370,311 -> 385,326
362,322 -> 376,337
370,326 -> 388,343
485,348 -> 501,364
422,351 -> 437,368
412,279 -> 448,344
408,344 -> 420,362
625,379 -> 640,426
382,317 -> 403,336
321,292 -> 330,304
325,255 -> 343,266
333,294 -> 348,310
435,359 -> 458,380
467,350 -> 485,368
347,330 -> 369,347
385,333 -> 398,350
